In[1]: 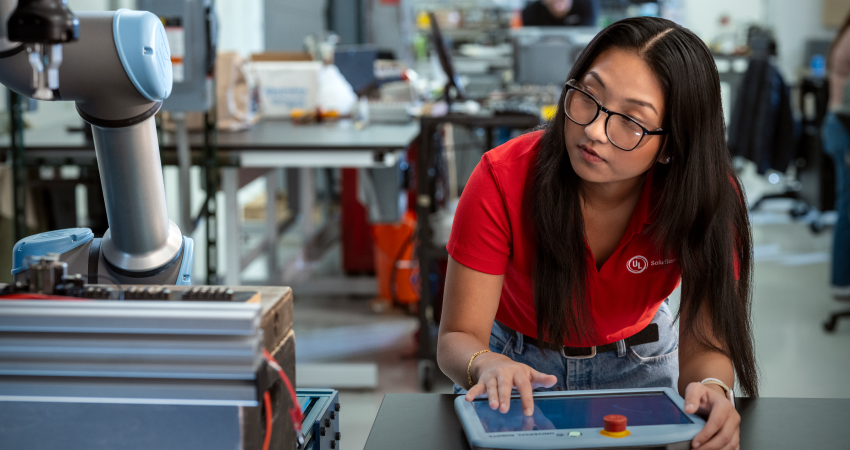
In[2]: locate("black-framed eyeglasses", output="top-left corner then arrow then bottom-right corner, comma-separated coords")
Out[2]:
563,79 -> 666,151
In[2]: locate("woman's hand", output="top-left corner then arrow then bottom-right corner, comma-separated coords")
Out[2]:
684,382 -> 740,450
464,352 -> 558,416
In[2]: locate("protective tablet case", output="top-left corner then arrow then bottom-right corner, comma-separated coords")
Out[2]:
454,387 -> 706,450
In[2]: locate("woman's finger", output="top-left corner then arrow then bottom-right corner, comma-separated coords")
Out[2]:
695,418 -> 738,450
514,372 -> 535,416
497,372 -> 514,413
695,401 -> 739,450
485,378 -> 500,410
683,382 -> 707,415
529,369 -> 558,389
691,392 -> 738,449
725,433 -> 740,450
690,405 -> 724,448
464,382 -> 486,402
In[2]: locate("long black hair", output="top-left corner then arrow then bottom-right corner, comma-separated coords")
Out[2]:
530,17 -> 758,397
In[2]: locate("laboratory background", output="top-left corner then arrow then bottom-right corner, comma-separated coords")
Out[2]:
0,0 -> 848,449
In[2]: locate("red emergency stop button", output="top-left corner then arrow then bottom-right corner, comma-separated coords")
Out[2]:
600,414 -> 631,438
604,415 -> 627,432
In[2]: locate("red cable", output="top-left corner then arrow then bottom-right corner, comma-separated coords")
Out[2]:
262,348 -> 305,445
262,391 -> 273,450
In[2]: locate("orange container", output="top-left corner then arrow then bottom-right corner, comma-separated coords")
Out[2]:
372,211 -> 419,304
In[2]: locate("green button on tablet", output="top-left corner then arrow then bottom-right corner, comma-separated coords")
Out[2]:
568,431 -> 581,437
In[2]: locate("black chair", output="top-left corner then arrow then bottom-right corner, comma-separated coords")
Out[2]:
824,309 -> 850,331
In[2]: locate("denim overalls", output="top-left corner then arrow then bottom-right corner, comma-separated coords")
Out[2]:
454,300 -> 679,394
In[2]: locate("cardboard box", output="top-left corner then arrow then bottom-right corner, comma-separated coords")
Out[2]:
250,52 -> 321,118
250,52 -> 313,62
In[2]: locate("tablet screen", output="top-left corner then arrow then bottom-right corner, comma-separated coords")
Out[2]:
472,392 -> 691,433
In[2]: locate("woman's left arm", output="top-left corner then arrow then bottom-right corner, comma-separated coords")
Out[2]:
679,301 -> 740,450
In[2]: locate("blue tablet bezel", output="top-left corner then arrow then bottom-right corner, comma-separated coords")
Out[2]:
455,387 -> 706,449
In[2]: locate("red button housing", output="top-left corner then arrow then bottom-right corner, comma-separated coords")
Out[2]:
603,414 -> 627,433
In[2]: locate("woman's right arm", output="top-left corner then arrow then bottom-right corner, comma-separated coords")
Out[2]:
437,257 -> 557,416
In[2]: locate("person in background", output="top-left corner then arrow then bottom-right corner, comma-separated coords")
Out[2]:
823,12 -> 850,300
521,0 -> 599,27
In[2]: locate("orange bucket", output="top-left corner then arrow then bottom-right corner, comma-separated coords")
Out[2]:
371,211 -> 419,304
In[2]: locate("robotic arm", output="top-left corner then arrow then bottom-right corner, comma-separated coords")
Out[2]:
1,0 -> 191,285
3,0 -> 77,101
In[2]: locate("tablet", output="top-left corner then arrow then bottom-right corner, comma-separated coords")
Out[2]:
455,387 -> 706,450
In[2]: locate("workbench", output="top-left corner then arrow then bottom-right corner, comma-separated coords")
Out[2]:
364,394 -> 850,450
0,118 -> 420,285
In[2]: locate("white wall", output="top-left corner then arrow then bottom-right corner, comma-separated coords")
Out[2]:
217,0 -> 265,55
70,0 -> 265,56
67,0 -> 112,10
69,0 -> 136,11
263,0 -> 326,52
683,0 -> 766,44
770,0 -> 836,82
371,0 -> 414,62
683,0 -> 837,83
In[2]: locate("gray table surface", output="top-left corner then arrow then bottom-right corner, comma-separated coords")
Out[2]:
0,119 -> 420,151
364,394 -> 850,450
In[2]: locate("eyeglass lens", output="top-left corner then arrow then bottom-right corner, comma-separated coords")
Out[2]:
565,89 -> 645,150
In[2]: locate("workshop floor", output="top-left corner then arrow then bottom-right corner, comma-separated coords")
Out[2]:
274,165 -> 850,450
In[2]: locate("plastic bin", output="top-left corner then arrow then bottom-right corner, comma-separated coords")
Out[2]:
372,211 -> 419,304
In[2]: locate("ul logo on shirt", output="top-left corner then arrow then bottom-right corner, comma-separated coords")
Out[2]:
627,256 -> 648,274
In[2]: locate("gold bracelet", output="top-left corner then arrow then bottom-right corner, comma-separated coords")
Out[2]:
467,349 -> 491,388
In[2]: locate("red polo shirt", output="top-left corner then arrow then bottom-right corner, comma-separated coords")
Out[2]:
447,131 -> 681,347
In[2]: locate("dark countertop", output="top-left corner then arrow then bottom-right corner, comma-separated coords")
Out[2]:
364,394 -> 850,450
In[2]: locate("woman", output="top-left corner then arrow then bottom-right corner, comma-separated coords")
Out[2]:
824,13 -> 850,299
521,0 -> 598,27
437,17 -> 755,450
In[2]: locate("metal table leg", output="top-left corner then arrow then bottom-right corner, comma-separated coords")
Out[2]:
417,119 -> 437,391
222,167 -> 240,286
299,167 -> 315,239
266,169 -> 280,285
203,111 -> 218,284
174,112 -> 193,235
8,89 -> 26,242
